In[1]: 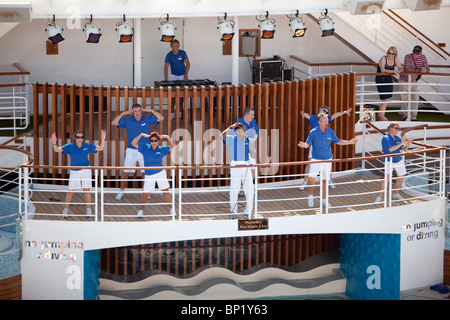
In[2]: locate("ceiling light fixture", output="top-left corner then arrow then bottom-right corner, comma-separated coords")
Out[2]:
217,13 -> 235,41
318,9 -> 335,37
257,11 -> 276,39
83,15 -> 102,43
45,15 -> 64,44
287,10 -> 307,38
116,15 -> 133,43
159,14 -> 176,42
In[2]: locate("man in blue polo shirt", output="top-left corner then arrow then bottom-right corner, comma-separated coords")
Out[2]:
222,123 -> 256,219
298,113 -> 357,208
375,122 -> 411,203
111,103 -> 164,200
299,105 -> 352,189
164,39 -> 190,81
52,129 -> 106,218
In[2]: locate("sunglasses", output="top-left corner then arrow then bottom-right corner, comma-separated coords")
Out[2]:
75,135 -> 84,139
388,52 -> 395,55
150,139 -> 159,142
393,127 -> 400,130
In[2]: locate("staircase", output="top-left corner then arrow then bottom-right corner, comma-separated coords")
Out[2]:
332,9 -> 450,113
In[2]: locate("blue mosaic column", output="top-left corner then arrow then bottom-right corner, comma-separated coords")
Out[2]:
340,233 -> 401,300
84,250 -> 101,300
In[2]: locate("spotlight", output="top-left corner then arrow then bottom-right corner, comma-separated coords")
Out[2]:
287,11 -> 307,38
257,12 -> 276,39
217,13 -> 235,41
318,9 -> 335,37
45,15 -> 64,44
83,15 -> 102,43
159,14 -> 176,42
116,15 -> 133,43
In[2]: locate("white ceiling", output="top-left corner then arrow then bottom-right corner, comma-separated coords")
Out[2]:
0,0 -> 449,20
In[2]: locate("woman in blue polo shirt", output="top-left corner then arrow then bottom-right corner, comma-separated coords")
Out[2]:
375,122 -> 411,203
52,130 -> 106,218
132,131 -> 176,218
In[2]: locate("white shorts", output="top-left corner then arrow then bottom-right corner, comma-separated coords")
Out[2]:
143,170 -> 170,193
68,169 -> 92,190
170,74 -> 185,81
123,148 -> 144,173
308,158 -> 332,179
385,158 -> 407,177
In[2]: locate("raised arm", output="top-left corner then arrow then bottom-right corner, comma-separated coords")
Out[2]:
336,137 -> 358,145
51,132 -> 63,153
331,108 -> 352,121
300,110 -> 310,120
131,133 -> 150,149
160,134 -> 177,151
142,108 -> 164,122
111,109 -> 132,127
95,130 -> 106,151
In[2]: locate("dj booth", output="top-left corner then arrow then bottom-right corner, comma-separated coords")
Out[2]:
154,79 -> 217,88
154,79 -> 218,119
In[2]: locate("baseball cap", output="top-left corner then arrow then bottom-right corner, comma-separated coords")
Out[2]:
413,45 -> 422,53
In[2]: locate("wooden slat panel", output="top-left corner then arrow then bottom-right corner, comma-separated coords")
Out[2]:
33,75 -> 356,185
0,275 -> 22,300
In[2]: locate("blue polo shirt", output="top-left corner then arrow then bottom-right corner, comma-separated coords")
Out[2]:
224,135 -> 254,162
306,127 -> 340,160
138,144 -> 171,175
118,114 -> 158,149
235,117 -> 259,139
164,50 -> 188,76
308,114 -> 333,129
381,134 -> 403,163
61,142 -> 97,171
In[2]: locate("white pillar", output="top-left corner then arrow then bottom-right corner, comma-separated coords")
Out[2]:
133,18 -> 142,87
231,16 -> 239,85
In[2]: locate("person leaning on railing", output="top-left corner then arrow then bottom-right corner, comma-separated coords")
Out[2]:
51,129 -> 106,218
375,46 -> 403,121
375,122 -> 412,204
399,45 -> 429,121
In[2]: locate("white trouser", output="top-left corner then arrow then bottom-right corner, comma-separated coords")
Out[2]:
399,80 -> 420,119
229,161 -> 253,214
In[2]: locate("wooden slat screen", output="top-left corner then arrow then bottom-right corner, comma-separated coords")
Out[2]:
100,234 -> 340,277
33,74 -> 355,186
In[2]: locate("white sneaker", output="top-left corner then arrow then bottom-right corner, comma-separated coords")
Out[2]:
244,208 -> 252,218
115,192 -> 124,200
86,208 -> 93,217
328,180 -> 336,189
374,196 -> 382,203
308,195 -> 314,207
393,193 -> 404,200
170,208 -> 176,217
230,209 -> 237,219
62,208 -> 68,218
299,180 -> 308,191
321,199 -> 331,208
137,210 -> 143,218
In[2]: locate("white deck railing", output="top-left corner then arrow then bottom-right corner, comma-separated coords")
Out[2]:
18,140 -> 446,222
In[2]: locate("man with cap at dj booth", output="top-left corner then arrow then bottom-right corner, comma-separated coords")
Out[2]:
399,45 -> 429,121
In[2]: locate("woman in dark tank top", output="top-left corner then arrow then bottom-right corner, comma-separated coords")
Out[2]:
375,46 -> 403,121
